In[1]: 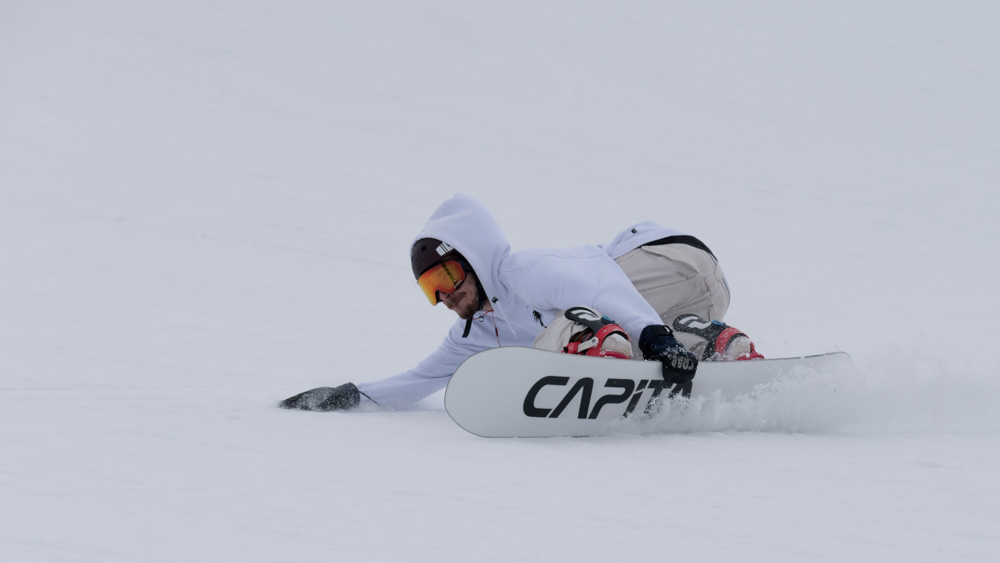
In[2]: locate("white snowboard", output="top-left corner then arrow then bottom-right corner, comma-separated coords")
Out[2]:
445,347 -> 851,438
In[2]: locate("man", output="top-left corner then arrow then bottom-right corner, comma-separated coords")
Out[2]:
280,194 -> 760,411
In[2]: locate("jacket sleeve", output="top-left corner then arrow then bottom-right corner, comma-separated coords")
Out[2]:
355,317 -> 491,408
511,250 -> 662,341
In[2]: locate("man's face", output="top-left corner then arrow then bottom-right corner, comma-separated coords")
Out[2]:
440,271 -> 482,319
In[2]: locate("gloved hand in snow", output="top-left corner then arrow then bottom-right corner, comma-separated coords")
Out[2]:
638,325 -> 698,386
279,382 -> 361,411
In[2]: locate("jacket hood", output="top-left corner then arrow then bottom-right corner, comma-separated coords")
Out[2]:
412,194 -> 510,309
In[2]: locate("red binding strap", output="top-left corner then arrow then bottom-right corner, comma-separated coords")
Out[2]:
715,327 -> 764,360
563,324 -> 630,359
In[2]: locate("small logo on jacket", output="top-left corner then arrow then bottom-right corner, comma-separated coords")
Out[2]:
532,310 -> 546,327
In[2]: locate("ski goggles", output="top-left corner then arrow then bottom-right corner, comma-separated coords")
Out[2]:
417,260 -> 467,305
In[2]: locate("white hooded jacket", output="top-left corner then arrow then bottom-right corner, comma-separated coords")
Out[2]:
357,194 -> 690,408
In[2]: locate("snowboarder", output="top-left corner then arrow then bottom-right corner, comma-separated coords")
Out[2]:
280,194 -> 761,411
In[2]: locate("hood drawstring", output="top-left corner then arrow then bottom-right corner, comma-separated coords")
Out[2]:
461,277 -> 489,338
464,310 -> 500,346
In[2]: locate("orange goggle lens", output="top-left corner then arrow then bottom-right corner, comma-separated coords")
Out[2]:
417,260 -> 467,305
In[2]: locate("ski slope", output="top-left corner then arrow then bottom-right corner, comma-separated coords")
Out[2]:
2,1 -> 999,561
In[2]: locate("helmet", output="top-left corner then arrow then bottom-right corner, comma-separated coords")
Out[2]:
411,238 -> 487,336
411,237 -> 465,278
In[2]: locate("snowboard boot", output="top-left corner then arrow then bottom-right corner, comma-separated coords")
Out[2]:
279,382 -> 361,411
671,314 -> 764,361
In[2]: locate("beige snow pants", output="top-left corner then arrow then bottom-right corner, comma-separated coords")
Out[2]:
533,243 -> 731,358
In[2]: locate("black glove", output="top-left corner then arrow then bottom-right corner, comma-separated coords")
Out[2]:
638,325 -> 698,385
279,382 -> 361,411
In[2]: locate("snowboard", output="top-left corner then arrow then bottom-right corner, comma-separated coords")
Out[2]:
444,347 -> 851,438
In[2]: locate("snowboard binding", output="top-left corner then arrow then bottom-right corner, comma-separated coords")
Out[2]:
562,307 -> 632,359
672,314 -> 764,361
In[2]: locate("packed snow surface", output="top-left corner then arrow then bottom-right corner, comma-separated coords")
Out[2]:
2,1 -> 998,561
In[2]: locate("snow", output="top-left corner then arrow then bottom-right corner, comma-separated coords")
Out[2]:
2,1 -> 999,560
